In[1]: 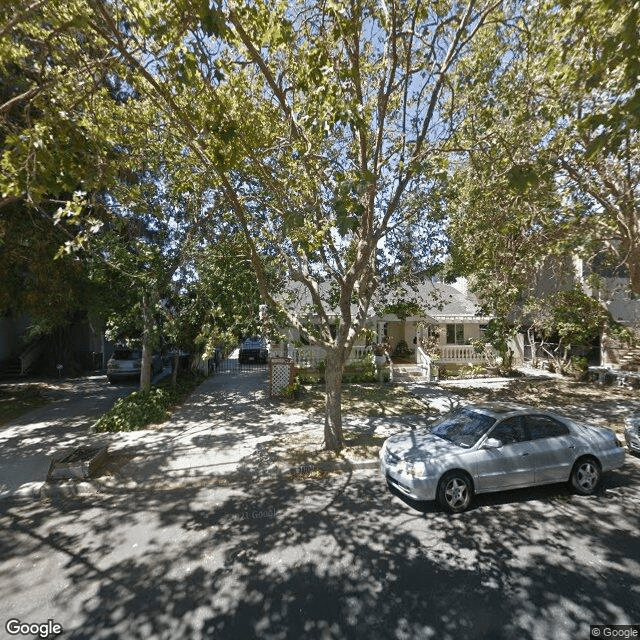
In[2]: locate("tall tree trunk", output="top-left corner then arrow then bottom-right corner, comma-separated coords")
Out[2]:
627,241 -> 640,296
139,294 -> 152,393
323,348 -> 345,451
171,352 -> 179,387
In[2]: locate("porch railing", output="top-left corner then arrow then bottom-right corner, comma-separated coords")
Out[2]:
439,345 -> 485,363
287,343 -> 488,369
416,346 -> 441,380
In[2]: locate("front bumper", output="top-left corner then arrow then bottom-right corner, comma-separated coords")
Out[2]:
379,456 -> 439,501
625,427 -> 640,454
107,368 -> 140,380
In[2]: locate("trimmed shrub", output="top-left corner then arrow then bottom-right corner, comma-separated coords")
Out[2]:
94,375 -> 203,432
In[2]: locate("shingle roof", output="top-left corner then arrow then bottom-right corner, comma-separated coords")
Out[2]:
280,278 -> 491,322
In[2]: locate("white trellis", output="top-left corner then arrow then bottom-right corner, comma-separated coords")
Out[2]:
269,357 -> 295,397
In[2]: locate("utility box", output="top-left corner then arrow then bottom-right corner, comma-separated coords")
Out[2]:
269,357 -> 296,397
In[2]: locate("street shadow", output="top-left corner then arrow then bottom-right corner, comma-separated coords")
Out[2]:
1,458 -> 639,639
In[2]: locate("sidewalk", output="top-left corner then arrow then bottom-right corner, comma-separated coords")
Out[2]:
93,368 -> 421,494
1,369 -> 408,501
5,365 -> 633,502
0,376 -> 136,500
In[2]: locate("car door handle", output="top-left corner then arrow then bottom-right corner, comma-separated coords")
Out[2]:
521,452 -> 530,456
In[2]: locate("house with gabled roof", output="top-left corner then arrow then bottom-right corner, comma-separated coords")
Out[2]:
272,278 -> 493,371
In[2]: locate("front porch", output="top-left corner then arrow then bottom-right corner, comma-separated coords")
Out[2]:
282,342 -> 491,385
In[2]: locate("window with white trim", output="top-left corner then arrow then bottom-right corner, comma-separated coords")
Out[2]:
446,323 -> 465,345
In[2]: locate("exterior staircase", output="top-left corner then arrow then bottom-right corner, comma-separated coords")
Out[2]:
393,364 -> 425,383
615,346 -> 640,371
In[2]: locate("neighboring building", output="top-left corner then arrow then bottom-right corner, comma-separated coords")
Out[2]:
573,256 -> 640,327
573,257 -> 640,369
517,255 -> 640,370
0,311 -> 109,378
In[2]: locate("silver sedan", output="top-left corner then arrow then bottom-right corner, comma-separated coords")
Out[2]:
380,402 -> 626,513
625,416 -> 640,455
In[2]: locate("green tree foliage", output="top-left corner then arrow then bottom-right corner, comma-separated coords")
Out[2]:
1,0 -> 502,449
524,288 -> 616,373
0,200 -> 109,337
0,12 -> 123,350
447,0 -> 640,316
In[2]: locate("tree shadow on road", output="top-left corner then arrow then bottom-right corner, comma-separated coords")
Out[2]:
1,458 -> 639,639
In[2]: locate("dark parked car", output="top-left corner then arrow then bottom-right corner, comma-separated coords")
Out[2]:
107,347 -> 163,383
238,337 -> 269,364
380,402 -> 626,513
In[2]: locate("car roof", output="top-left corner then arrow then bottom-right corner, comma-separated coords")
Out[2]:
468,402 -> 542,418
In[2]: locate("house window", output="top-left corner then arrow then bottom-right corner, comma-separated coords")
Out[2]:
446,323 -> 464,345
479,324 -> 488,337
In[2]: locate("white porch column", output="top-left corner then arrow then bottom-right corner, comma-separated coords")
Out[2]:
377,321 -> 386,344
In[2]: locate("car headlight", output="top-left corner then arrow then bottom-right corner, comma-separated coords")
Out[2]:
406,461 -> 429,478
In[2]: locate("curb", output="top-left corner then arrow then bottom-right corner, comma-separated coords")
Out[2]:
1,456 -> 381,502
9,450 -> 638,502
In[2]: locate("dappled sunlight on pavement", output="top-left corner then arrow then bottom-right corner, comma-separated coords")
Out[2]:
101,368 -> 330,490
1,457 -> 638,639
0,377 -> 135,498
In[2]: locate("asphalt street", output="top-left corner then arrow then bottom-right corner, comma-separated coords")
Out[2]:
1,457 -> 639,640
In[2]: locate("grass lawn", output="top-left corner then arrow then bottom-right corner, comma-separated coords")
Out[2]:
288,381 -> 428,417
269,375 -> 639,473
446,376 -> 639,433
0,383 -> 52,426
270,381 -> 430,470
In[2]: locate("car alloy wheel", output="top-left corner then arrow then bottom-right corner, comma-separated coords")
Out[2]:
437,471 -> 472,513
570,457 -> 601,495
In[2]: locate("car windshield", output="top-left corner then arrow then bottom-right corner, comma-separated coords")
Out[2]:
431,408 -> 496,448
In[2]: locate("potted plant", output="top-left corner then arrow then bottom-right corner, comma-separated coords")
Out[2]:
372,342 -> 388,368
283,377 -> 304,400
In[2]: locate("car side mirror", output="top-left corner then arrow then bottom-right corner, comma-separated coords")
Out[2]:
483,438 -> 502,449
